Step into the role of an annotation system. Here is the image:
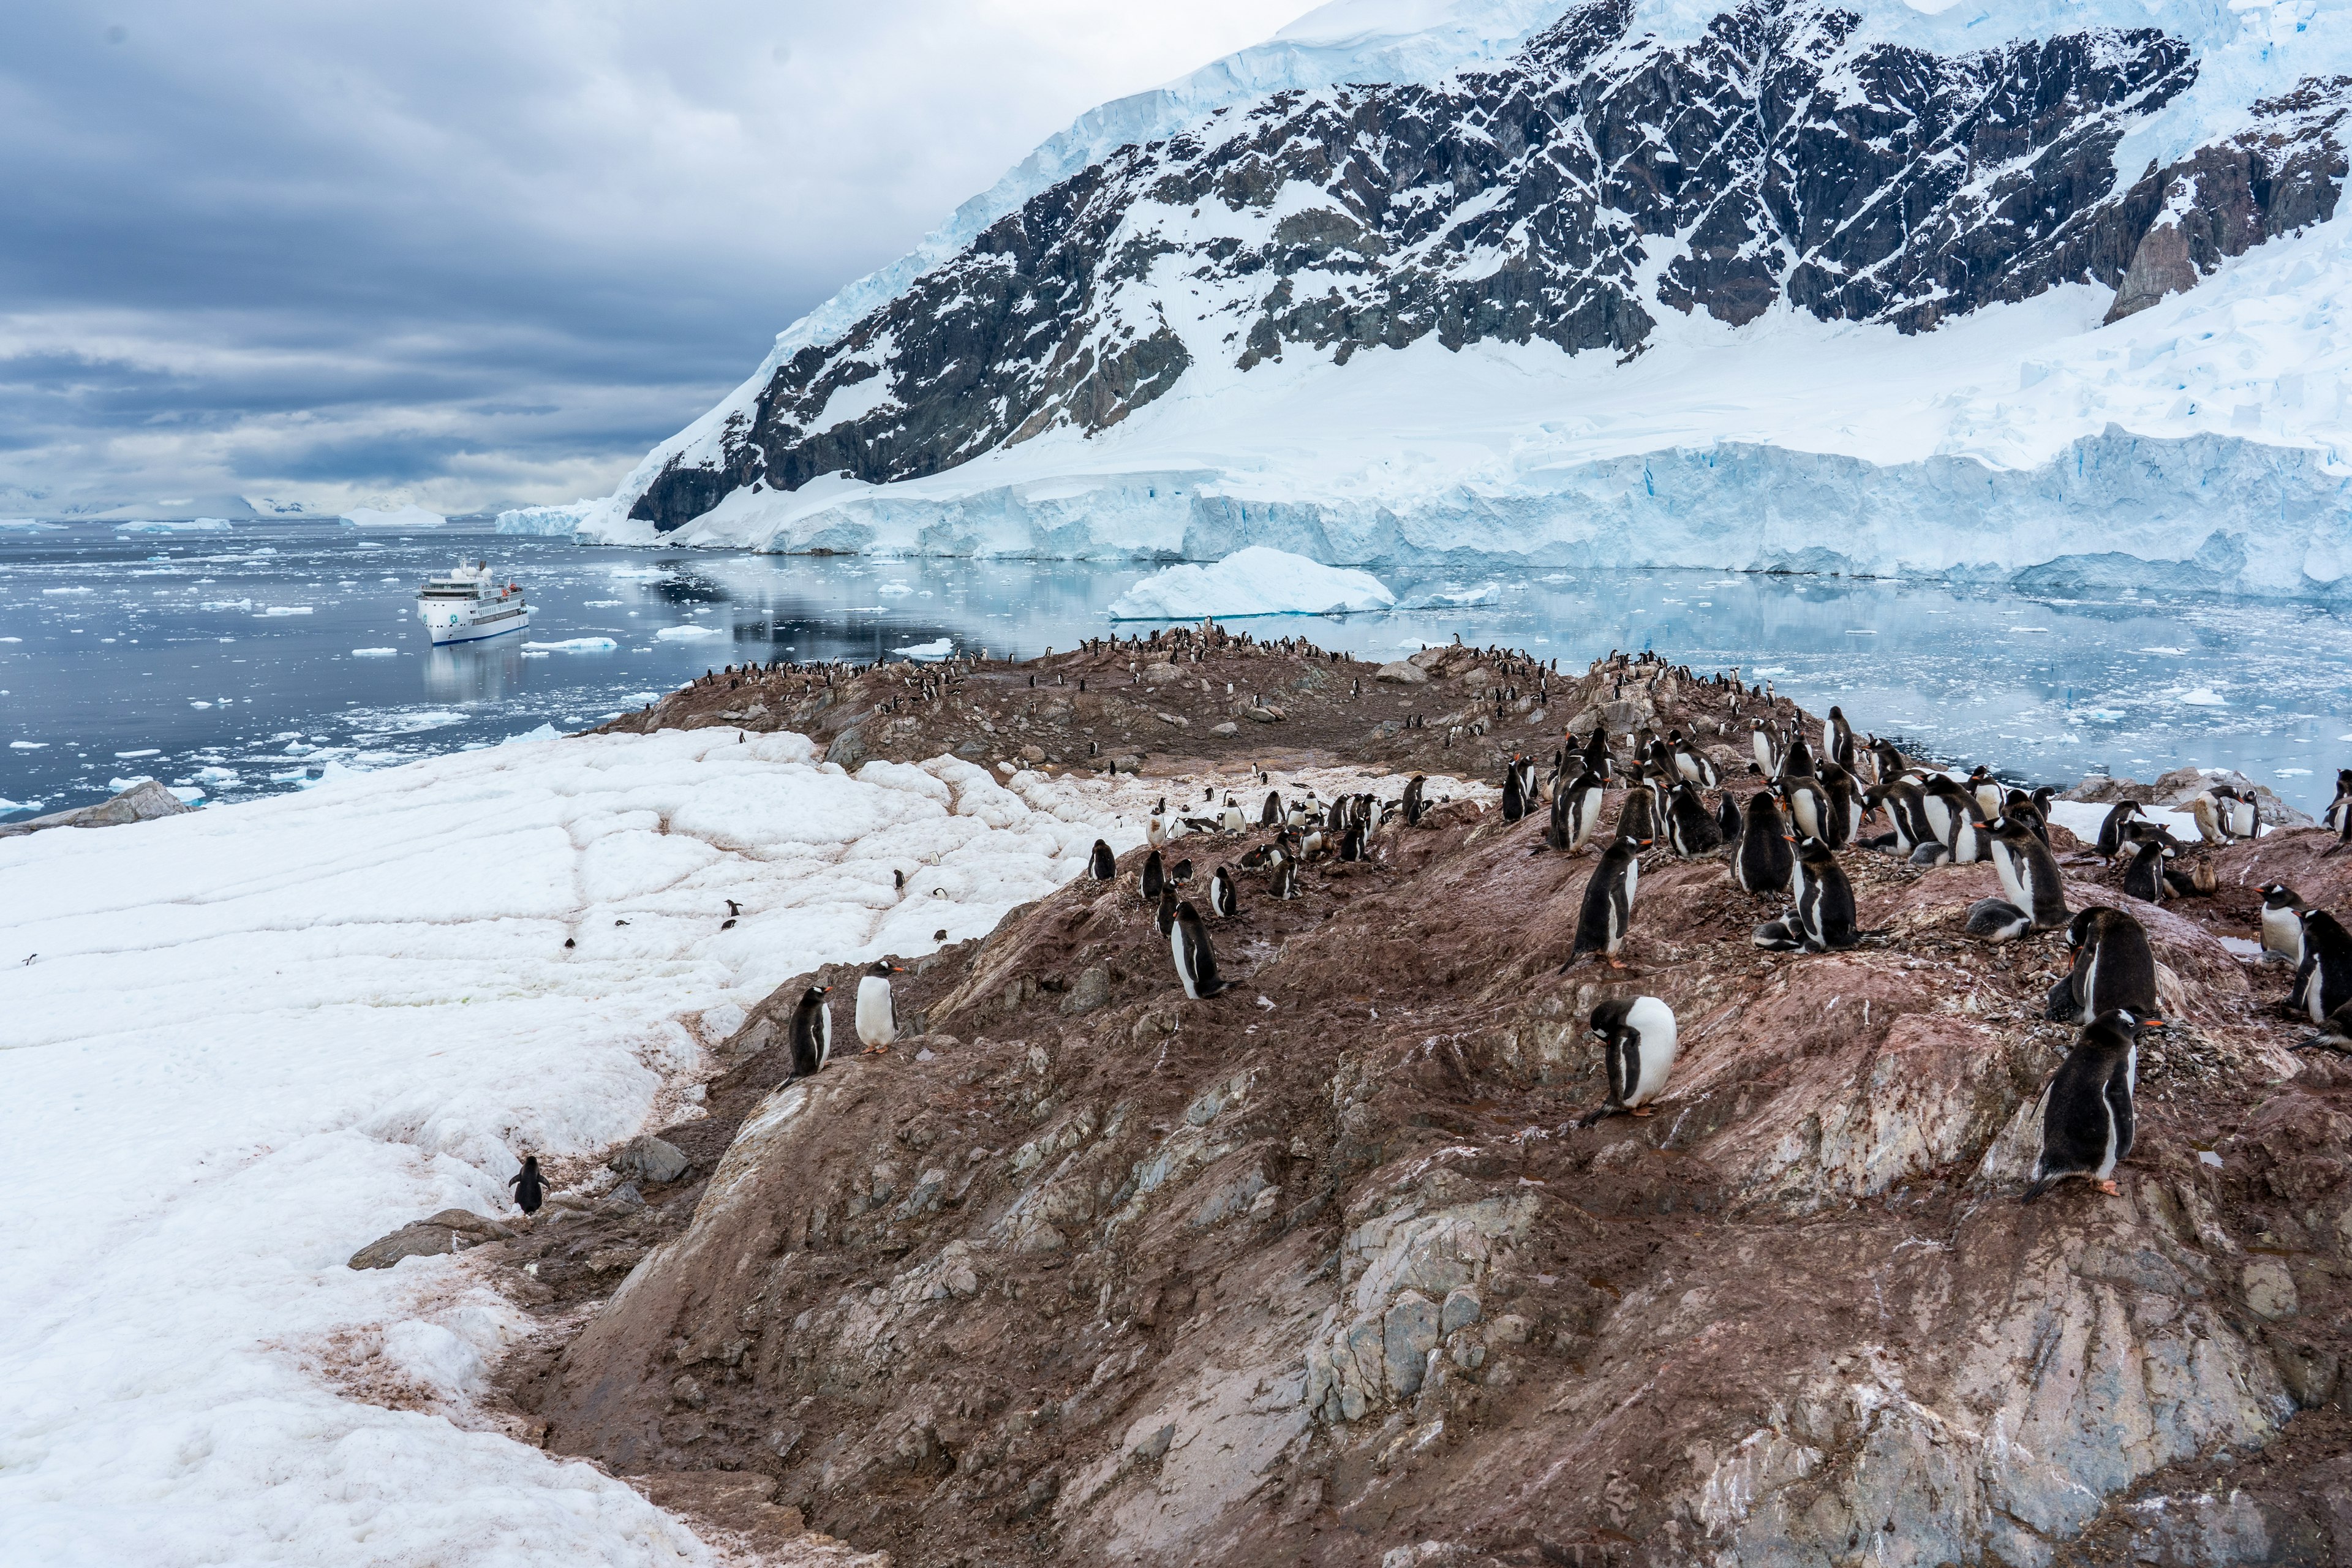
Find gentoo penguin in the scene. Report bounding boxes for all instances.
[2121,837,2189,903]
[2182,791,2223,845]
[1169,900,1231,999]
[1168,856,1194,885]
[1749,720,1777,777]
[2094,800,2146,858]
[1208,864,1240,918]
[1615,785,1657,846]
[1754,837,1858,952]
[1778,733,1816,783]
[788,984,833,1077]
[1139,848,1166,903]
[1402,775,1427,828]
[1261,789,1283,829]
[1823,706,1855,773]
[1781,772,1829,843]
[1817,761,1866,849]
[1155,884,1180,937]
[1501,758,1528,824]
[1269,858,1299,900]
[1583,727,1613,783]
[1567,835,1643,967]
[1088,839,1117,881]
[1547,771,1604,854]
[1337,824,1366,861]
[1577,997,1679,1126]
[2046,907,2160,1023]
[1664,782,1722,857]
[1670,733,1717,788]
[1730,790,1793,895]
[1970,813,2069,940]
[1870,737,1906,785]
[2290,908,2352,1025]
[855,959,905,1050]
[1864,778,1933,857]
[2258,883,2307,965]
[1219,794,1246,834]
[2024,1009,2141,1202]
[2325,769,2352,843]
[1966,767,2003,824]
[1147,798,1169,847]
[2297,1000,2352,1055]
[508,1155,545,1216]
[2211,785,2259,842]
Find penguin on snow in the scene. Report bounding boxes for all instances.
[2024,1009,2143,1203]
[1577,997,1678,1126]
[1220,794,1247,833]
[1567,834,1643,968]
[508,1155,546,1216]
[788,984,833,1078]
[856,959,906,1051]
[1147,799,1169,847]
[1170,900,1232,1000]
[2094,799,2146,858]
[1261,789,1283,829]
[1401,775,1427,828]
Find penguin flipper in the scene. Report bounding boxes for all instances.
[1751,918,1803,951]
[1576,1102,1621,1129]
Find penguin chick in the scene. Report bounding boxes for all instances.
[1577,997,1678,1125]
[788,984,834,1078]
[2024,1009,2144,1202]
[856,960,905,1052]
[1088,839,1116,881]
[508,1155,545,1216]
[1139,848,1166,903]
[2296,999,2352,1055]
[1155,884,1178,937]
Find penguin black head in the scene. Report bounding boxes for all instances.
[867,959,905,978]
[2260,882,2302,908]
[520,1154,539,1171]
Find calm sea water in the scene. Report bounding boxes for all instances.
[3,518,2348,818]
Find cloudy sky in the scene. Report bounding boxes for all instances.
[1,1,1298,517]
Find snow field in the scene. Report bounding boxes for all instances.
[0,729,1450,1565]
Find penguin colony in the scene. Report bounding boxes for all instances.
[567,644,2350,1219]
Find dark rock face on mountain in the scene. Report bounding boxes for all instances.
[629,0,2349,535]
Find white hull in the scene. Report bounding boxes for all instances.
[423,602,530,644]
[417,560,530,644]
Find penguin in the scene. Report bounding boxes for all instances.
[2290,908,2352,1025]
[1583,728,1613,783]
[1220,794,1246,834]
[1088,839,1116,881]
[725,899,742,918]
[1864,778,1933,856]
[788,984,833,1077]
[1567,835,1643,967]
[2258,883,2306,966]
[2297,999,2352,1055]
[1170,900,1231,999]
[1208,864,1240,919]
[1545,770,1604,854]
[1670,733,1717,788]
[1823,706,1856,773]
[2094,799,2145,858]
[1754,836,1858,951]
[1576,997,1679,1126]
[1714,790,1742,845]
[1169,856,1194,885]
[1749,720,1777,777]
[1261,788,1283,828]
[1966,767,2003,823]
[1156,884,1179,937]
[508,1154,545,1216]
[855,959,905,1050]
[893,869,906,894]
[2121,837,2193,903]
[1402,774,1427,828]
[2046,907,2160,1023]
[1972,813,2069,940]
[1270,858,1299,900]
[1501,759,1528,824]
[1139,848,1166,903]
[1870,737,1906,785]
[1781,773,1828,843]
[1778,733,1817,782]
[1336,824,1366,861]
[1730,789,1793,895]
[2022,1009,2141,1202]
[2211,785,2259,842]
[2324,768,2352,843]
[1615,785,1657,846]
[1147,798,1169,847]
[1664,782,1722,857]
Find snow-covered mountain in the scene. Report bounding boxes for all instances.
[581,0,2352,595]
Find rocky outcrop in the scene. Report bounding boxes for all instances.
[625,0,2352,535]
[0,779,193,839]
[349,1208,516,1270]
[517,657,2351,1568]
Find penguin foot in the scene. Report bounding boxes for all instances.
[2095,1180,2121,1196]
[1628,1106,1654,1118]
[861,1044,892,1056]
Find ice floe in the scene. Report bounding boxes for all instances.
[1106,546,1396,620]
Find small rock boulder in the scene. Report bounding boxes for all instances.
[610,1136,691,1185]
[347,1208,516,1270]
[1374,660,1430,685]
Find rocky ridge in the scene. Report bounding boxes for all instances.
[434,639,2352,1568]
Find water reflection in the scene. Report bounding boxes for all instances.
[423,639,527,704]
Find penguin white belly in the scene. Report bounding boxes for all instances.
[1990,841,2027,908]
[1170,920,1198,999]
[1221,807,1244,832]
[1625,998,1678,1107]
[1789,791,1820,839]
[855,976,897,1046]
[815,1007,832,1069]
[2263,905,2303,963]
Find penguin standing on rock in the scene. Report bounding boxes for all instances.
[1730,790,1793,895]
[2258,883,2307,965]
[1401,775,1427,828]
[2122,837,2195,903]
[1139,848,1166,903]
[508,1155,546,1216]
[1545,771,1604,854]
[1501,758,1528,823]
[1170,900,1231,999]
[788,984,833,1077]
[1754,837,1859,951]
[1616,786,1657,846]
[855,960,905,1052]
[1156,884,1180,937]
[1261,789,1283,829]
[1664,782,1722,857]
[1567,835,1643,968]
[1088,839,1117,881]
[1208,864,1240,918]
[2047,907,2160,1023]
[2024,1009,2143,1202]
[1270,858,1298,900]
[1969,815,2070,941]
[2290,908,2352,1025]
[1577,997,1679,1125]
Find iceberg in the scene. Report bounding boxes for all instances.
[350,646,398,657]
[1107,547,1396,620]
[115,517,232,533]
[495,500,600,537]
[522,636,619,652]
[654,624,726,641]
[891,637,955,660]
[342,503,446,529]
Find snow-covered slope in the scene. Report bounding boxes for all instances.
[585,0,2352,595]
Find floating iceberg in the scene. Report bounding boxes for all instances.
[891,638,955,660]
[341,503,446,529]
[1395,583,1502,609]
[258,606,313,617]
[495,500,599,537]
[654,624,726,641]
[115,518,232,533]
[1,518,62,530]
[522,636,618,652]
[350,646,398,657]
[1107,547,1396,620]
